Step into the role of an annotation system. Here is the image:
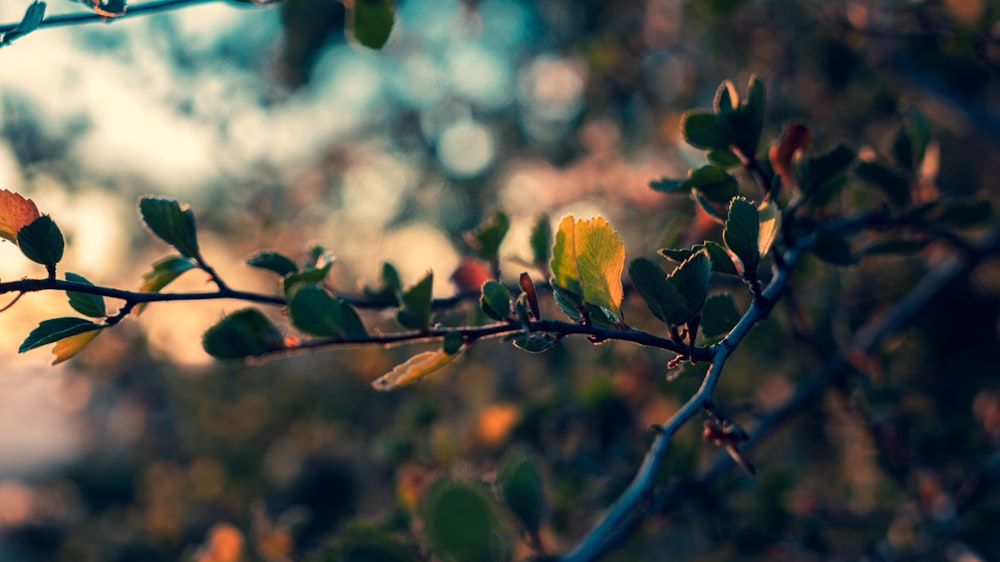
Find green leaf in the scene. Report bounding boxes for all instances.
[19,317,103,353]
[202,308,285,360]
[649,177,687,193]
[855,161,911,208]
[665,249,712,325]
[723,197,760,275]
[363,262,403,305]
[529,215,551,272]
[693,191,727,223]
[813,231,856,266]
[511,332,555,353]
[479,280,511,321]
[466,210,510,265]
[707,148,742,169]
[930,199,992,228]
[288,285,368,339]
[797,143,855,197]
[396,272,433,331]
[425,480,501,562]
[659,241,739,277]
[246,252,298,277]
[65,272,106,318]
[138,197,201,259]
[713,80,738,112]
[860,239,928,256]
[681,110,733,150]
[282,263,333,297]
[890,127,915,173]
[628,257,685,326]
[684,165,738,203]
[351,0,395,49]
[550,216,625,322]
[498,451,545,534]
[17,215,64,267]
[552,286,583,323]
[700,293,741,338]
[443,331,464,355]
[139,256,196,294]
[736,74,766,157]
[1,1,46,47]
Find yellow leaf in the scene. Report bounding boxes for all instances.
[550,215,625,320]
[757,200,782,257]
[372,348,461,391]
[0,190,40,243]
[51,329,101,365]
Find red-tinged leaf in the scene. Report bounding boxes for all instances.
[0,190,40,243]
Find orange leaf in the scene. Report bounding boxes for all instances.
[0,190,40,243]
[769,122,810,185]
[371,348,461,391]
[51,329,101,365]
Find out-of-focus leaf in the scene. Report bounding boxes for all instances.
[288,285,367,338]
[769,123,810,183]
[693,191,727,223]
[364,262,403,305]
[529,215,551,273]
[930,199,992,228]
[65,272,106,318]
[708,148,742,169]
[351,0,395,49]
[442,331,464,355]
[50,328,102,365]
[682,110,733,150]
[202,308,285,360]
[628,257,685,326]
[796,143,855,198]
[83,0,127,18]
[371,348,460,391]
[714,80,738,112]
[550,216,625,321]
[17,215,64,267]
[466,210,510,266]
[659,241,739,277]
[649,177,687,193]
[424,480,501,562]
[138,197,200,259]
[332,526,413,562]
[246,252,299,277]
[396,272,433,331]
[855,161,910,208]
[480,280,511,321]
[282,263,333,297]
[684,165,738,203]
[860,239,928,256]
[0,1,46,47]
[700,293,741,338]
[813,231,856,266]
[498,450,545,533]
[19,317,103,353]
[139,256,197,293]
[723,197,760,275]
[736,74,766,157]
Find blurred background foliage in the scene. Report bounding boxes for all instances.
[0,0,999,560]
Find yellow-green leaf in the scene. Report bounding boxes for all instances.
[371,348,461,391]
[51,328,102,365]
[550,215,625,321]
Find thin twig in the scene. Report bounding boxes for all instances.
[0,0,236,35]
